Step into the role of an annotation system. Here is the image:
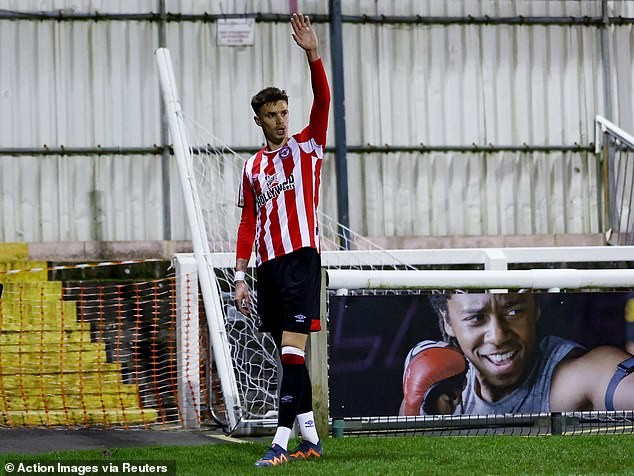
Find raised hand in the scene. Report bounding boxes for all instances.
[291,13,319,59]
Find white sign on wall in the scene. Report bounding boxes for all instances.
[217,18,255,46]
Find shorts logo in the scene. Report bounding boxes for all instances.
[279,145,291,159]
[294,314,307,324]
[304,419,315,428]
[281,395,294,403]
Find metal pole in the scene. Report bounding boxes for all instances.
[328,0,350,249]
[0,143,594,156]
[2,10,634,26]
[159,0,172,240]
[600,0,613,121]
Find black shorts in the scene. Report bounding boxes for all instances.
[256,247,322,337]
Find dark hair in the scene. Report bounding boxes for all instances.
[251,87,288,115]
[428,294,458,347]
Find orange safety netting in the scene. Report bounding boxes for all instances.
[0,264,210,429]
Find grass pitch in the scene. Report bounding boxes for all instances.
[2,434,633,475]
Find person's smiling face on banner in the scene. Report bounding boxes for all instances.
[442,293,539,402]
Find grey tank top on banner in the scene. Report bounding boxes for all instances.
[458,335,584,415]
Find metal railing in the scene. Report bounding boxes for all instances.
[595,116,634,245]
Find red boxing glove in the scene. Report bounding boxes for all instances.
[401,340,468,415]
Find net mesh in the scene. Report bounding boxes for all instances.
[0,266,199,429]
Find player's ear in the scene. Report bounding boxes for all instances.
[254,115,261,126]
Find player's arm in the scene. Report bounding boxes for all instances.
[234,167,256,316]
[551,346,634,411]
[291,13,330,145]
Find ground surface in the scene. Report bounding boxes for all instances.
[0,427,241,454]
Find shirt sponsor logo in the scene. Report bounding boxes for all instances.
[264,173,281,188]
[256,173,295,208]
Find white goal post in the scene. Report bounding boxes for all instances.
[155,47,242,431]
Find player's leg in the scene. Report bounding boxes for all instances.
[273,330,309,451]
[282,248,323,461]
[277,330,323,461]
[253,248,323,466]
[253,261,290,467]
[253,330,309,467]
[288,351,323,461]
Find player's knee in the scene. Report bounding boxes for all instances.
[281,330,308,350]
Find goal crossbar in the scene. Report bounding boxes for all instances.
[327,268,634,291]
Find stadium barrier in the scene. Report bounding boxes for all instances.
[175,246,634,436]
[1,248,633,437]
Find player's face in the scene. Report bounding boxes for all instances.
[443,293,539,401]
[255,100,289,149]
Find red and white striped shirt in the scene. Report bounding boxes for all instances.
[236,58,330,266]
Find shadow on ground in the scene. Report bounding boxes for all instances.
[0,428,243,454]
